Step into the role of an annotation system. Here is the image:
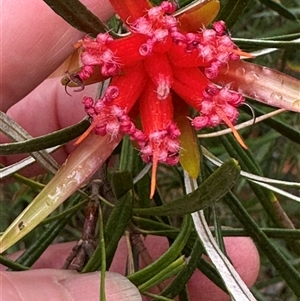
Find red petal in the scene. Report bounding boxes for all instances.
[153,36,173,53]
[75,63,147,145]
[168,43,207,68]
[144,52,173,100]
[112,62,147,112]
[173,66,209,87]
[110,34,147,66]
[140,82,174,134]
[109,0,152,22]
[140,82,175,198]
[172,67,209,110]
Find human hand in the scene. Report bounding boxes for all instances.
[1,237,259,301]
[0,241,142,301]
[1,0,113,176]
[1,1,260,300]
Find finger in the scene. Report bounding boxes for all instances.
[110,235,169,275]
[0,237,168,271]
[187,236,260,301]
[1,0,113,111]
[111,236,260,301]
[1,269,142,301]
[1,236,260,301]
[0,242,77,271]
[0,78,99,177]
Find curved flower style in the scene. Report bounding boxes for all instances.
[73,0,250,196]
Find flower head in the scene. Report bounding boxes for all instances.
[71,1,253,197]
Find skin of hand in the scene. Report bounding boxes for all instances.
[1,237,260,301]
[1,1,260,300]
[0,0,114,175]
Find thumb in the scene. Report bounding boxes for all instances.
[1,269,142,301]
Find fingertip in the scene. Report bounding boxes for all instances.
[32,242,77,269]
[1,78,99,177]
[1,0,114,111]
[187,236,260,301]
[110,235,169,274]
[6,78,97,136]
[61,271,142,301]
[1,269,142,301]
[223,236,260,287]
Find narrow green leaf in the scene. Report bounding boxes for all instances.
[142,292,174,301]
[162,239,203,298]
[119,135,134,172]
[233,37,299,49]
[217,0,252,29]
[196,257,227,292]
[110,171,133,199]
[82,188,133,272]
[217,228,300,240]
[259,0,299,22]
[261,33,300,41]
[248,105,300,145]
[133,159,240,216]
[0,256,29,271]
[219,133,300,255]
[43,0,108,36]
[98,201,106,301]
[132,216,200,252]
[0,134,122,254]
[212,205,227,254]
[185,173,256,301]
[138,256,186,292]
[14,195,83,267]
[105,191,133,269]
[128,215,192,286]
[0,112,59,174]
[0,119,89,155]
[224,192,300,297]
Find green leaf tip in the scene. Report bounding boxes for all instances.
[134,159,240,216]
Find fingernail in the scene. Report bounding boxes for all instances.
[61,271,142,301]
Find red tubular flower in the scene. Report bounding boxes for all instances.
[140,81,180,197]
[70,1,259,197]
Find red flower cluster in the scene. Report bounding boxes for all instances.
[75,1,247,196]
